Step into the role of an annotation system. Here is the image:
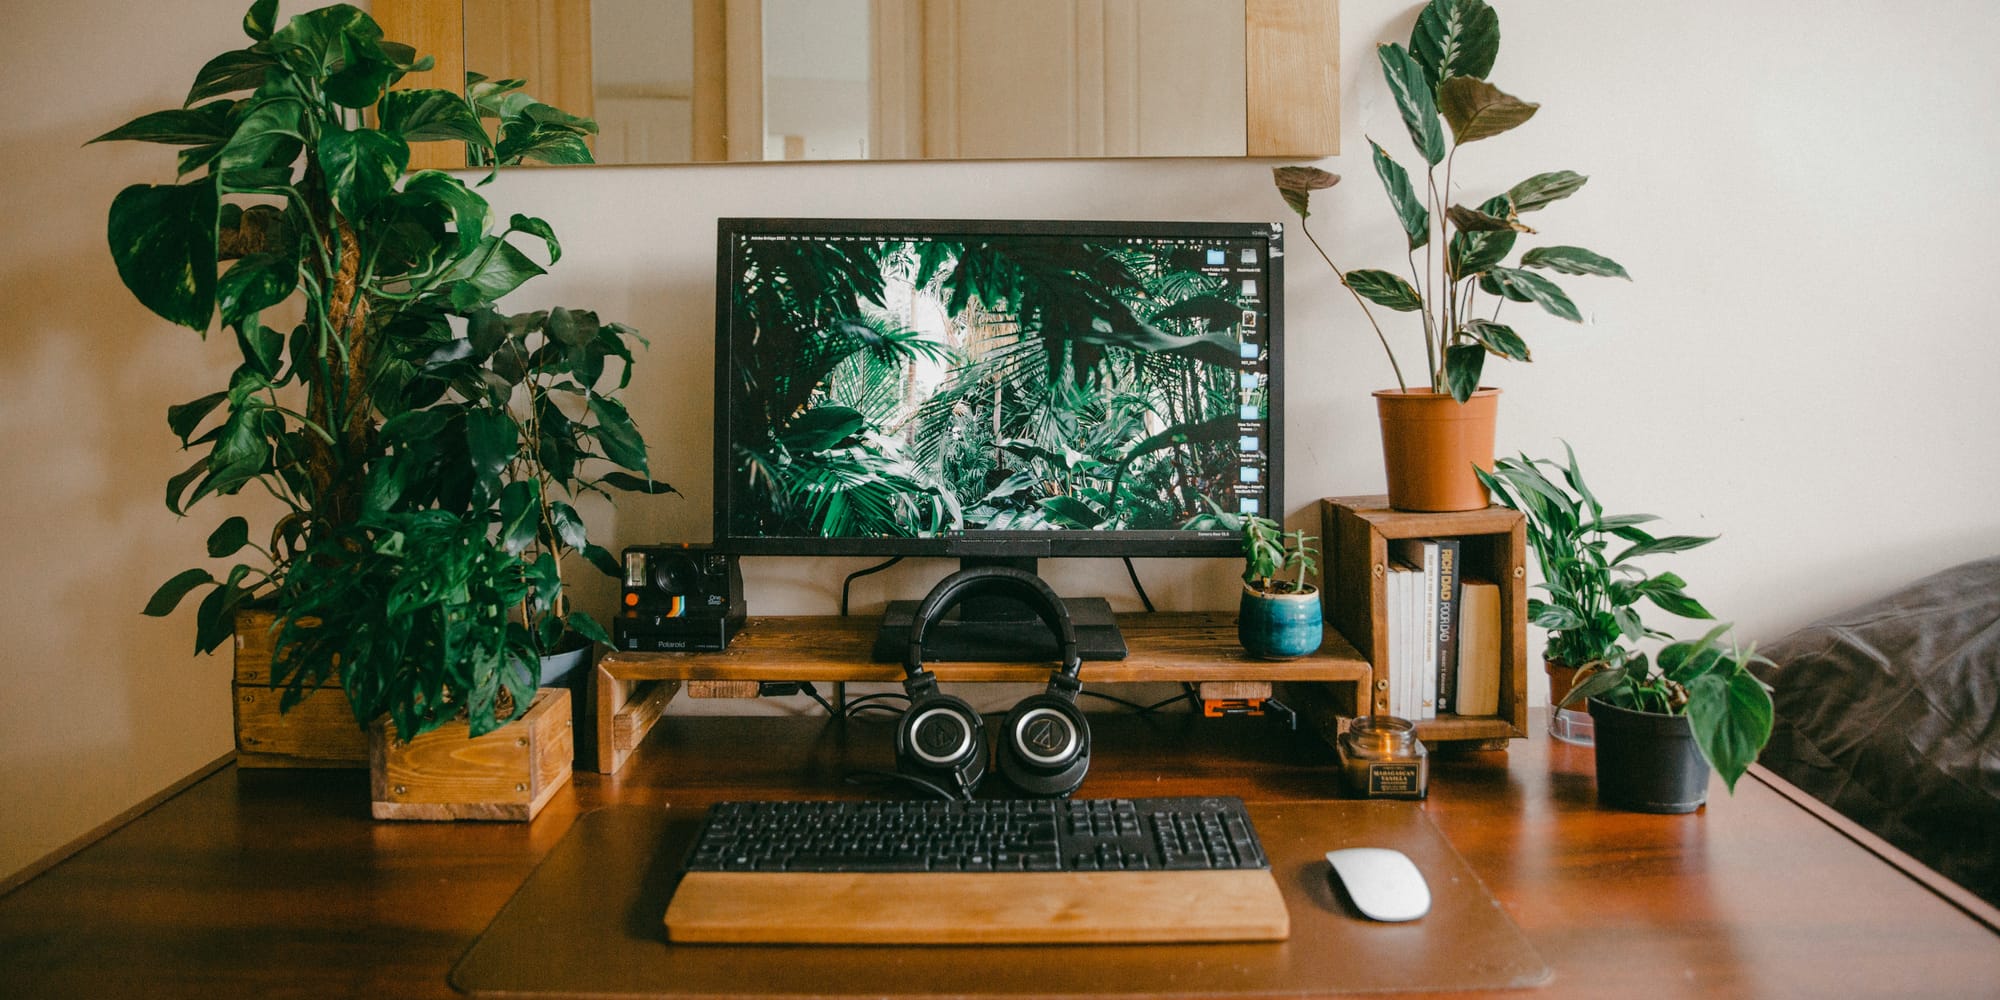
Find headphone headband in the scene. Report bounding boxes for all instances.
[903,567,1082,680]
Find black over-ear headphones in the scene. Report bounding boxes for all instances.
[896,566,1090,799]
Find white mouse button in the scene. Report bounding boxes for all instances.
[1326,847,1430,922]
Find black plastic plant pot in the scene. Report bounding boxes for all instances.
[1585,697,1711,813]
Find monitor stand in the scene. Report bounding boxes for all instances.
[870,558,1130,663]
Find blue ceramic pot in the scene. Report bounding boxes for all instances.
[1238,585,1323,660]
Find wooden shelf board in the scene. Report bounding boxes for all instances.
[1414,715,1523,742]
[598,612,1369,685]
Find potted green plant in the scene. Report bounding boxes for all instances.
[1273,0,1629,512]
[1238,515,1322,660]
[1562,626,1775,813]
[105,0,659,748]
[1475,446,1715,742]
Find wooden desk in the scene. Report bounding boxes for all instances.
[1,712,1994,998]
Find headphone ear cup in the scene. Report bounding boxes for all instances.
[996,693,1090,797]
[895,692,988,796]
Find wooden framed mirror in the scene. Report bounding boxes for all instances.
[375,0,1338,169]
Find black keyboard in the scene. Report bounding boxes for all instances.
[683,796,1270,873]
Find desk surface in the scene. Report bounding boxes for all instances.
[2,710,1995,998]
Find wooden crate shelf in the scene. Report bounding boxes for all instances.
[591,612,1372,774]
[1321,495,1530,745]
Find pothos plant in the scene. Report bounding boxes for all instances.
[103,1,665,737]
[1477,449,1772,791]
[1568,626,1776,793]
[1241,515,1319,595]
[1273,0,1630,402]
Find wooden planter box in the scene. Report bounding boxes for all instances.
[369,688,574,822]
[234,610,368,768]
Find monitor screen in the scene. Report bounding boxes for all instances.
[713,218,1283,557]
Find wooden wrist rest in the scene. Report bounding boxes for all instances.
[665,869,1289,944]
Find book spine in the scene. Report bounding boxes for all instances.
[1434,538,1461,715]
[1420,541,1438,720]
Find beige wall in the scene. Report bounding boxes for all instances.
[6,0,2000,883]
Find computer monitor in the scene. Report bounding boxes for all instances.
[712,218,1283,659]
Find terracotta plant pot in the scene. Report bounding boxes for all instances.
[1373,387,1500,512]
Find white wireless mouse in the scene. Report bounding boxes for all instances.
[1326,847,1431,922]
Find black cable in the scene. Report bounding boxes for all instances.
[1121,557,1156,613]
[840,692,911,714]
[797,682,836,717]
[840,556,903,617]
[1077,685,1198,715]
[843,768,965,802]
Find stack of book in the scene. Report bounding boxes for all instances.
[1384,539,1501,721]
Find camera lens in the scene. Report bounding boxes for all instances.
[650,553,697,596]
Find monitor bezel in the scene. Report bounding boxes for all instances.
[711,217,1284,558]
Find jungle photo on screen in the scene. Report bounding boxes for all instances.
[725,232,1268,539]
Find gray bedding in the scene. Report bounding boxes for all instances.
[1754,555,2000,905]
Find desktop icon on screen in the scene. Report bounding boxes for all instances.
[1239,498,1261,515]
[1206,249,1227,266]
[1241,467,1261,484]
[1240,435,1260,452]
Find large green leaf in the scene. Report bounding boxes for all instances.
[496,480,541,555]
[1480,267,1580,322]
[1344,269,1424,312]
[1271,165,1339,220]
[267,4,403,106]
[782,405,865,453]
[242,0,278,41]
[1039,495,1106,529]
[1369,140,1428,250]
[1522,245,1631,279]
[1449,194,1515,278]
[444,238,546,309]
[317,128,408,220]
[1462,319,1528,360]
[401,171,490,256]
[143,568,216,617]
[464,408,516,502]
[107,178,218,332]
[588,395,649,472]
[216,252,294,331]
[1688,666,1774,792]
[507,214,562,266]
[1507,170,1588,212]
[186,49,275,105]
[1410,0,1500,93]
[1377,44,1445,165]
[495,103,598,165]
[547,307,598,347]
[167,391,228,443]
[602,471,677,495]
[1443,343,1485,401]
[90,103,235,146]
[1613,532,1717,564]
[1446,203,1524,232]
[194,570,250,655]
[214,90,303,175]
[379,89,492,149]
[1436,76,1539,145]
[546,501,589,551]
[206,516,252,557]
